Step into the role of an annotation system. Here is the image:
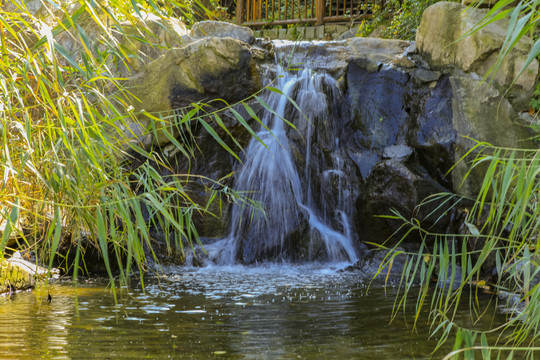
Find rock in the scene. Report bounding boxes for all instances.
[461,0,498,7]
[410,74,534,196]
[275,37,411,79]
[191,20,255,45]
[416,2,538,109]
[356,159,447,244]
[408,77,456,190]
[413,68,440,85]
[367,25,387,39]
[390,55,416,69]
[0,252,59,295]
[348,64,411,151]
[449,75,535,195]
[116,12,190,74]
[4,0,68,18]
[251,38,275,61]
[338,26,360,40]
[383,145,414,160]
[325,24,350,40]
[437,264,462,291]
[126,37,261,146]
[344,248,409,280]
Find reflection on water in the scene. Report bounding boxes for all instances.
[0,264,504,359]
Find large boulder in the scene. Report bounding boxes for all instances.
[191,20,255,45]
[125,37,261,146]
[448,75,534,194]
[411,74,535,196]
[116,12,190,75]
[416,2,538,109]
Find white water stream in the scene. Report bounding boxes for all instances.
[204,64,358,265]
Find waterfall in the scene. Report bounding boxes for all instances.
[204,60,360,265]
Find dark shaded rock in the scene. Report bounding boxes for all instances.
[408,76,456,190]
[356,158,448,245]
[343,248,410,281]
[236,202,311,264]
[413,68,440,85]
[348,150,379,179]
[347,63,412,151]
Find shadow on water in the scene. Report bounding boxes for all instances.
[0,264,506,359]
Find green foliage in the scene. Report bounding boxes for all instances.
[0,0,263,288]
[366,0,540,354]
[530,82,540,111]
[462,0,540,86]
[357,0,453,40]
[378,142,540,358]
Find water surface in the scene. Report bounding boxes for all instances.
[0,264,504,359]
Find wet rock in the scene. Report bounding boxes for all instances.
[408,76,456,190]
[348,64,411,150]
[191,20,255,45]
[413,68,440,85]
[276,37,411,79]
[237,205,310,264]
[343,248,410,281]
[409,74,535,196]
[348,150,380,179]
[382,145,413,160]
[356,158,447,245]
[437,264,462,291]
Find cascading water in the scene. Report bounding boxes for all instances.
[204,53,361,265]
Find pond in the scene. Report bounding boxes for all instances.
[0,263,505,359]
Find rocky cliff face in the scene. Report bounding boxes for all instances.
[125,8,537,263]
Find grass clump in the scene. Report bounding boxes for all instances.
[0,0,261,288]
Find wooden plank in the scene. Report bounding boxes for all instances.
[315,0,324,25]
[238,0,377,26]
[236,0,245,24]
[243,18,317,26]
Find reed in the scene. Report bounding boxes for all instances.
[0,0,265,290]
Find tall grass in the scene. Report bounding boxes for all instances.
[370,1,540,357]
[0,0,264,289]
[463,0,540,85]
[377,141,540,359]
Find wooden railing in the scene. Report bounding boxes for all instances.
[236,0,384,26]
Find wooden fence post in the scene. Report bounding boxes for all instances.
[236,0,245,24]
[315,0,324,25]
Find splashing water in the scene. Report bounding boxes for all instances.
[205,64,360,265]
